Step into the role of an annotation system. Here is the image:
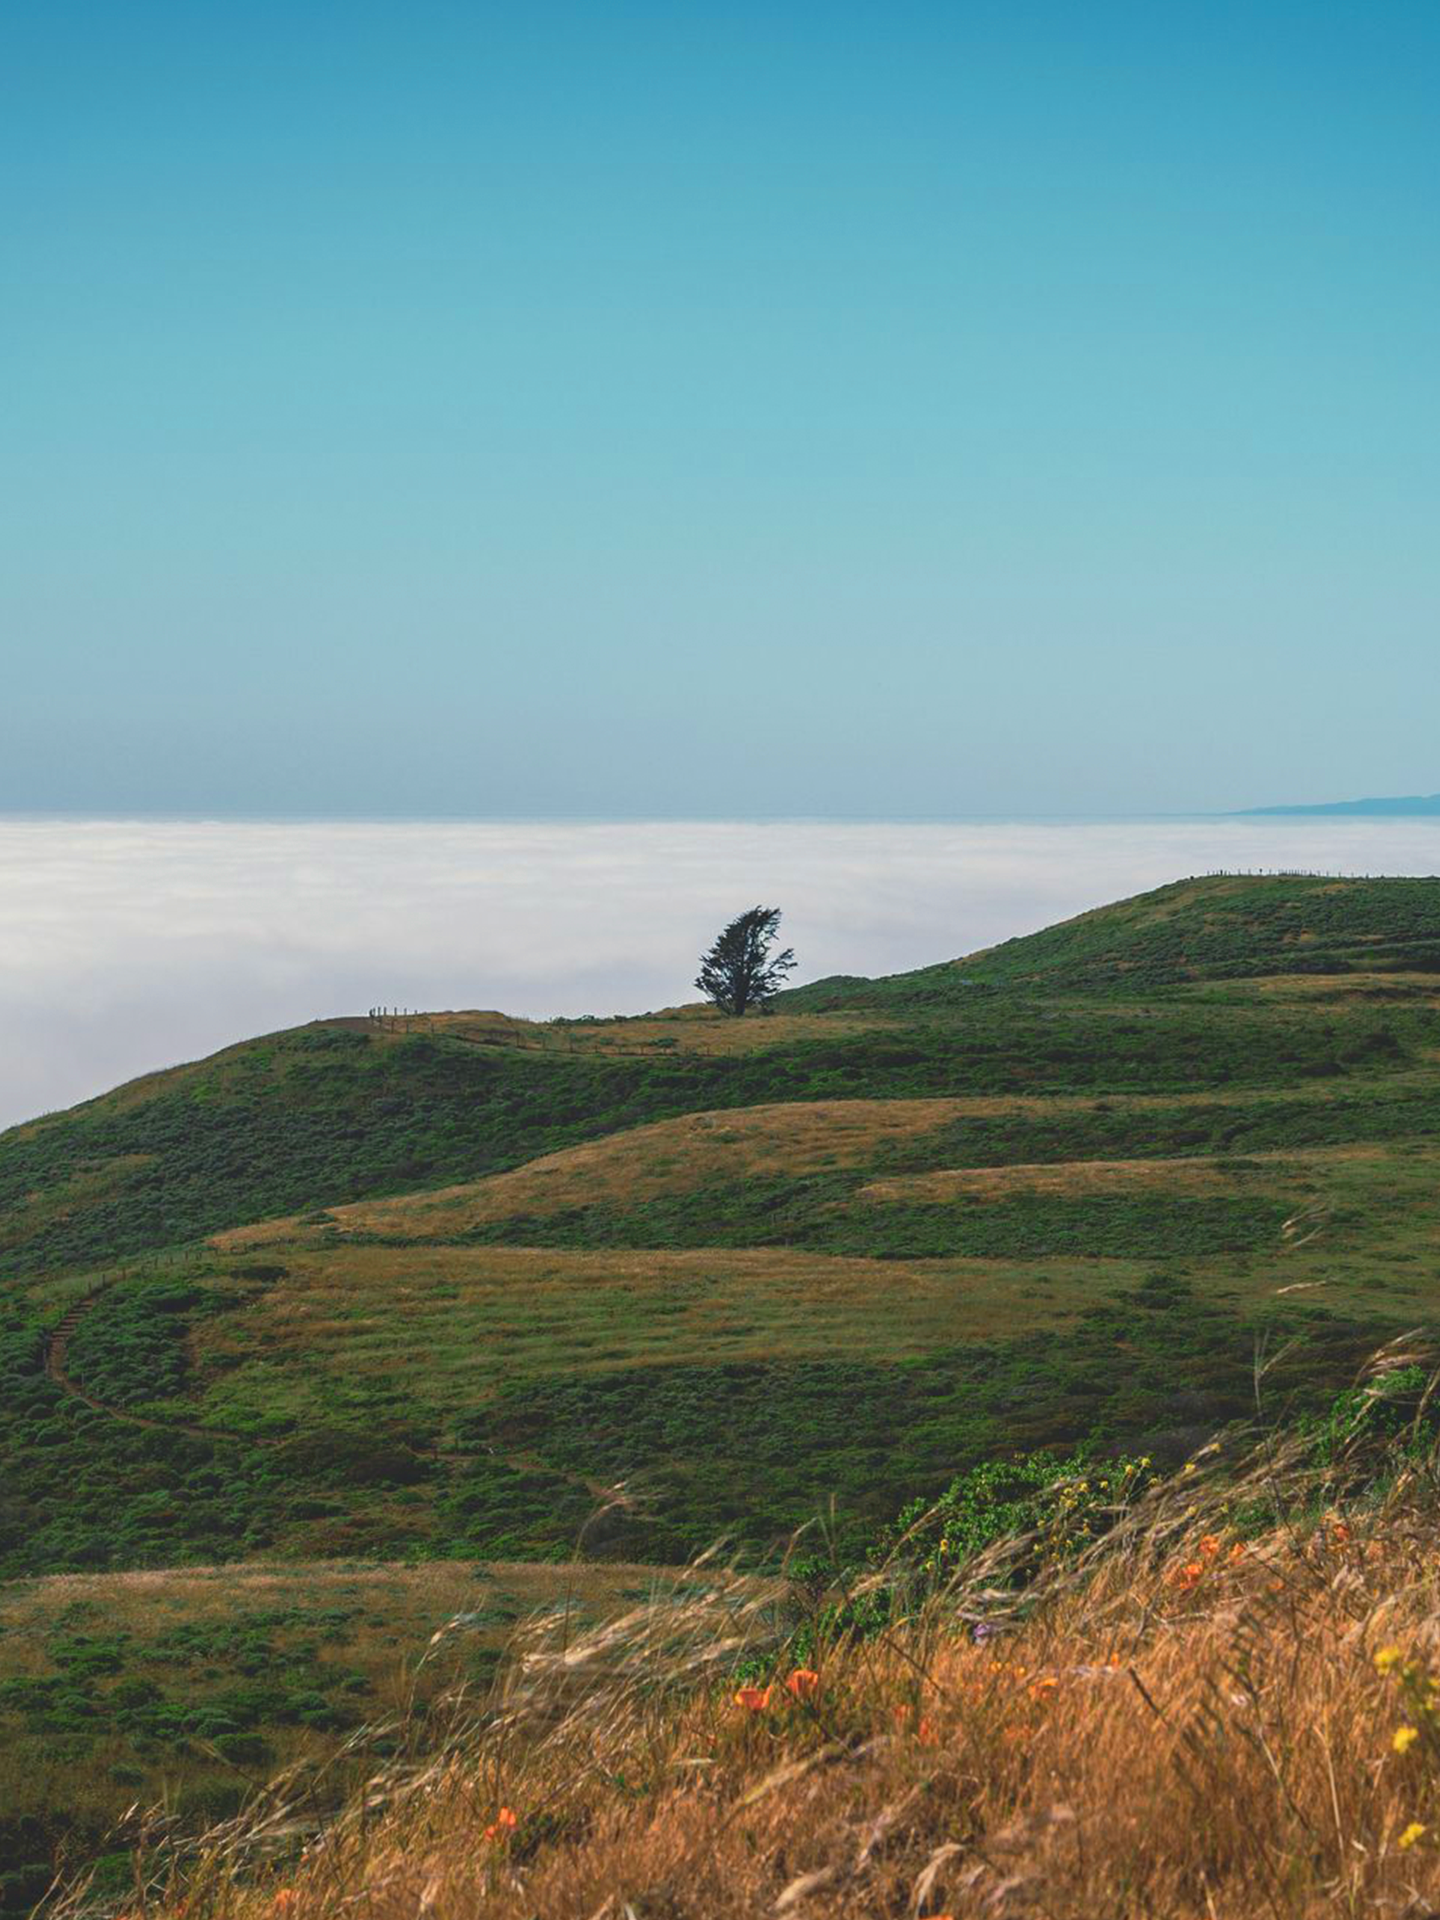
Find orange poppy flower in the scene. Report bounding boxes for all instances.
[785,1667,821,1701]
[271,1894,298,1917]
[891,1704,937,1742]
[734,1685,773,1712]
[484,1806,519,1841]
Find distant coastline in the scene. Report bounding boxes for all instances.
[1237,794,1440,818]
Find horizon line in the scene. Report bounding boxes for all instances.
[0,807,1420,828]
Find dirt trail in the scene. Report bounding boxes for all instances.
[43,1288,609,1502]
[45,1287,266,1445]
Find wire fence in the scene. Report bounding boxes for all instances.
[364,871,1435,1045]
[1193,869,1425,880]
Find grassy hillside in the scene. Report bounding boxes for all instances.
[120,1422,1440,1920]
[786,872,1440,1004]
[4,872,1440,1908]
[4,873,1440,1571]
[0,1559,679,1916]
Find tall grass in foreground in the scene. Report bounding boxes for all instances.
[75,1352,1440,1919]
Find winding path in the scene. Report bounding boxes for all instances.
[43,1287,611,1501]
[44,1285,266,1445]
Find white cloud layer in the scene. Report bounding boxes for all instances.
[3,816,1439,1132]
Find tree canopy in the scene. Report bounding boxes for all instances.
[695,906,796,1016]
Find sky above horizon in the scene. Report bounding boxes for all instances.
[3,3,1438,817]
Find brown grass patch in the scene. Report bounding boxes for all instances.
[190,1244,1111,1427]
[378,1007,894,1057]
[857,1155,1235,1204]
[0,1558,684,1868]
[1252,971,1440,1003]
[321,1100,962,1240]
[217,1074,1440,1255]
[857,1140,1409,1206]
[0,1557,676,1647]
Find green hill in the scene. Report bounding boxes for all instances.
[7,877,1438,1278]
[4,872,1440,1906]
[4,869,1440,1561]
[786,873,1440,1005]
[1239,791,1440,816]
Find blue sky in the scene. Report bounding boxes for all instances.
[3,2,1437,816]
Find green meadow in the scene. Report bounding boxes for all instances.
[4,872,1440,1907]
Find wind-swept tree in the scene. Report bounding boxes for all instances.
[695,906,796,1016]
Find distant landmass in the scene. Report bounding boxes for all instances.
[1237,793,1440,817]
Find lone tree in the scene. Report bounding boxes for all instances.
[696,906,796,1016]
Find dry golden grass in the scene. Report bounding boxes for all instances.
[1252,971,1440,1002]
[112,1398,1440,1920]
[857,1154,1236,1203]
[188,1243,1122,1432]
[381,1007,894,1057]
[0,1558,669,1650]
[855,1141,1398,1205]
[319,1100,962,1239]
[214,1073,1428,1254]
[0,1559,685,1868]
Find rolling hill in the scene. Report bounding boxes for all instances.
[5,872,1440,1563]
[1238,792,1440,815]
[4,871,1440,1907]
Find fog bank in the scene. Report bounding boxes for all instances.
[3,816,1438,1131]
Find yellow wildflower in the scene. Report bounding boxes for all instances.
[1394,1725,1420,1755]
[1376,1646,1405,1674]
[1400,1821,1427,1849]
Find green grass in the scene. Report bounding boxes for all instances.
[0,993,1425,1276]
[784,874,1440,1004]
[445,1180,1296,1259]
[62,1279,237,1408]
[470,1275,1385,1558]
[882,1083,1440,1165]
[6,871,1440,1908]
[0,1559,670,1919]
[3,874,1438,1582]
